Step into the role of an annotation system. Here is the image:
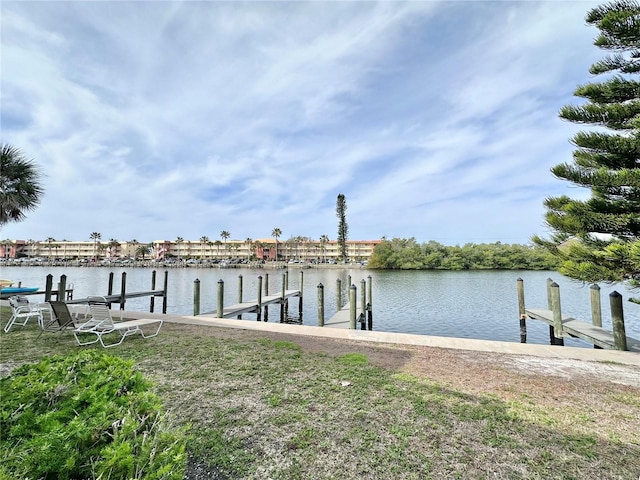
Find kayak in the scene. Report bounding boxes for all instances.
[1,287,39,294]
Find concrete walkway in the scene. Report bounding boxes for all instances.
[121,309,640,366]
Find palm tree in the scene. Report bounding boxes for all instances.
[90,232,101,260]
[135,244,151,260]
[271,228,282,261]
[0,144,44,226]
[214,240,222,259]
[175,237,184,261]
[245,237,253,261]
[199,236,209,259]
[220,231,230,257]
[108,239,120,259]
[128,239,139,259]
[320,234,329,263]
[45,237,55,259]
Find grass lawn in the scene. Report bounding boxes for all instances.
[1,309,639,479]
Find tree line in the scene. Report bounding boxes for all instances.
[368,238,558,270]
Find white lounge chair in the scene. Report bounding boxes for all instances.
[73,296,163,348]
[3,295,43,333]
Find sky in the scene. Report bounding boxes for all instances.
[1,0,605,246]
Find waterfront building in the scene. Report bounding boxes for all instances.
[0,238,381,263]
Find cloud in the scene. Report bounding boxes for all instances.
[1,0,603,244]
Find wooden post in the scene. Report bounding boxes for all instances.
[264,273,269,322]
[193,279,200,316]
[150,270,157,313]
[256,276,262,321]
[217,279,224,318]
[517,278,527,343]
[285,269,289,290]
[367,302,372,330]
[280,274,286,323]
[237,275,243,319]
[318,283,325,327]
[610,291,627,351]
[550,282,564,346]
[108,272,114,296]
[367,275,372,309]
[590,284,602,327]
[546,278,556,344]
[360,278,366,319]
[590,283,602,349]
[299,270,304,320]
[44,274,53,302]
[120,272,127,310]
[336,278,342,310]
[349,284,357,329]
[162,270,168,314]
[58,275,67,305]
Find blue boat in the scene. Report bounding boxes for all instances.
[0,287,39,294]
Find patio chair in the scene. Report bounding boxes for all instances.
[3,295,43,333]
[73,296,163,348]
[38,301,95,338]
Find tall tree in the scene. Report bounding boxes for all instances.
[90,232,101,261]
[533,0,640,290]
[199,236,209,259]
[336,194,349,262]
[175,237,184,261]
[319,234,329,263]
[271,227,282,261]
[220,230,230,257]
[0,144,44,226]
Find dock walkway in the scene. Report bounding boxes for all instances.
[201,289,300,318]
[325,302,364,329]
[525,308,640,352]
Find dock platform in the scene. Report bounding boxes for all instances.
[201,289,301,318]
[525,308,640,352]
[325,302,364,329]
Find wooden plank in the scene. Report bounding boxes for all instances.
[201,289,301,318]
[325,302,361,329]
[525,308,640,352]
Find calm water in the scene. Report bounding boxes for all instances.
[2,266,639,348]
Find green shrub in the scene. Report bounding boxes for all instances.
[0,350,186,479]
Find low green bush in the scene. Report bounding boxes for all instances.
[0,350,186,479]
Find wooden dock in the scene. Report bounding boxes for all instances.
[525,308,640,352]
[201,289,300,319]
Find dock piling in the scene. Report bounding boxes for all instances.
[349,284,357,329]
[193,279,200,316]
[257,276,263,321]
[610,291,628,351]
[550,282,564,346]
[237,275,243,319]
[317,283,324,327]
[217,279,224,318]
[516,278,526,343]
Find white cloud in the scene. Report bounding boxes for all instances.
[1,0,604,244]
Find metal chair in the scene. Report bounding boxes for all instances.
[3,296,43,333]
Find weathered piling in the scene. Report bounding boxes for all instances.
[256,275,263,321]
[119,272,127,310]
[299,271,304,319]
[349,284,357,329]
[590,284,602,327]
[336,278,342,310]
[610,291,627,351]
[217,279,224,318]
[193,279,200,316]
[58,275,67,306]
[517,278,526,343]
[590,284,602,349]
[360,279,366,320]
[317,283,324,327]
[45,274,53,302]
[237,275,243,319]
[550,281,565,346]
[264,273,269,322]
[280,274,286,323]
[150,270,156,312]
